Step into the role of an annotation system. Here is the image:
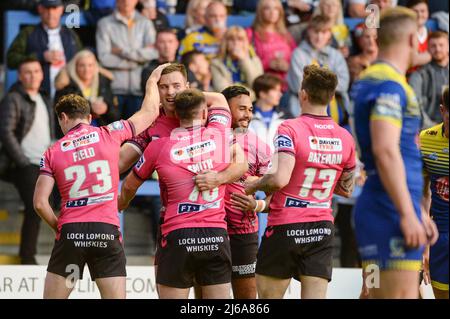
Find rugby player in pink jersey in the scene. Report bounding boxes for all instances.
[220,85,272,299]
[117,64,247,290]
[245,65,357,299]
[32,63,169,299]
[119,89,248,299]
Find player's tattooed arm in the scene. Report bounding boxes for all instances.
[195,143,248,191]
[245,152,295,195]
[33,175,58,233]
[334,169,355,198]
[118,172,144,211]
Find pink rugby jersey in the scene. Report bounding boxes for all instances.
[125,112,180,216]
[133,108,233,236]
[269,114,356,226]
[127,110,180,154]
[40,120,135,231]
[225,131,272,235]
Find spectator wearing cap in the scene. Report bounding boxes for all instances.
[96,0,158,120]
[178,1,227,60]
[347,23,378,85]
[6,0,82,98]
[140,28,179,93]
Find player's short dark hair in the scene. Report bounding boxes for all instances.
[428,30,449,41]
[18,57,41,72]
[301,64,338,106]
[442,86,449,111]
[174,89,206,120]
[253,74,282,99]
[180,50,204,67]
[161,63,187,80]
[55,94,91,120]
[221,86,250,103]
[405,0,428,8]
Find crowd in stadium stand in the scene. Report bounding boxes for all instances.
[0,0,448,267]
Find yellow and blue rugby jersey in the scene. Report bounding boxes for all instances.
[178,27,219,60]
[350,62,423,192]
[420,123,449,232]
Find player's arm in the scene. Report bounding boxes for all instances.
[119,143,142,174]
[203,91,230,111]
[33,175,58,233]
[421,173,432,216]
[118,172,145,211]
[245,152,295,195]
[371,119,428,248]
[231,192,272,213]
[195,142,248,191]
[334,169,356,198]
[127,63,170,135]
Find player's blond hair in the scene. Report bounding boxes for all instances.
[377,6,418,50]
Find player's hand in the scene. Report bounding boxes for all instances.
[400,214,427,249]
[244,176,261,195]
[194,170,220,191]
[230,193,257,212]
[148,62,171,86]
[421,211,439,246]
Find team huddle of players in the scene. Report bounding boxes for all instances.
[32,7,448,300]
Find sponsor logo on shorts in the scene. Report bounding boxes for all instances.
[61,132,100,152]
[232,262,256,275]
[172,140,216,161]
[389,237,406,258]
[358,244,378,257]
[274,134,294,151]
[309,136,342,152]
[177,199,221,214]
[285,197,331,209]
[265,227,274,238]
[66,193,114,208]
[107,120,124,131]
